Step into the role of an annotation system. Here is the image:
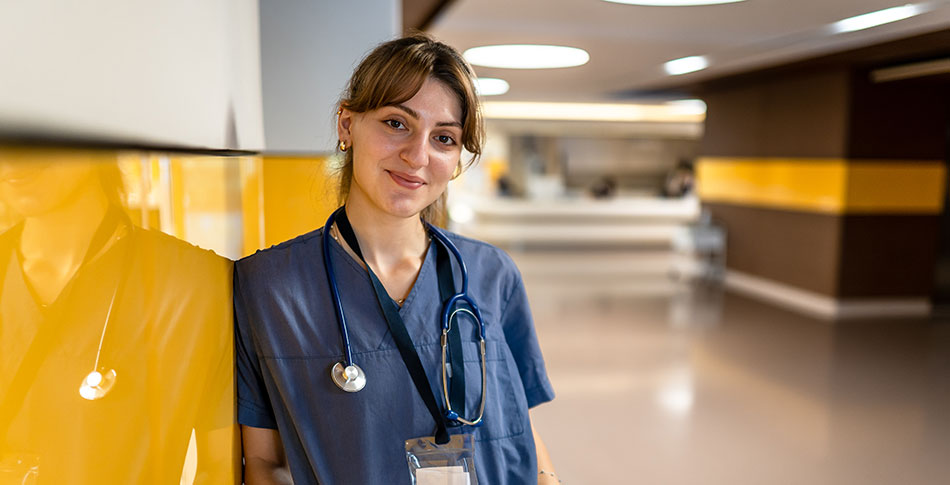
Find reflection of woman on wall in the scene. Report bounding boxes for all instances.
[0,148,237,484]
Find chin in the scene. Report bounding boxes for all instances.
[382,196,437,220]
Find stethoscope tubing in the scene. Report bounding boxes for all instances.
[441,307,487,426]
[323,207,488,426]
[424,222,487,339]
[323,209,356,368]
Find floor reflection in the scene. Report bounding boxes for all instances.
[519,250,950,485]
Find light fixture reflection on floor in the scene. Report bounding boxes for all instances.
[464,45,590,69]
[658,369,695,416]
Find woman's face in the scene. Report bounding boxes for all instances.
[339,77,463,219]
[0,149,100,218]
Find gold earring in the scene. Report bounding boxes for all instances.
[339,140,347,152]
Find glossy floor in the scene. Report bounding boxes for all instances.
[519,254,950,485]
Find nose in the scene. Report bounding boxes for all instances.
[400,131,429,170]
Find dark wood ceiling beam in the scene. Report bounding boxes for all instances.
[402,0,456,34]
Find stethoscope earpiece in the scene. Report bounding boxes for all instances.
[79,368,117,401]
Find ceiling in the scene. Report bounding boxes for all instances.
[427,0,950,103]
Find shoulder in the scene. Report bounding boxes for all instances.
[442,229,519,275]
[134,226,230,277]
[438,229,525,303]
[233,227,325,299]
[235,227,324,275]
[129,227,232,345]
[132,227,232,299]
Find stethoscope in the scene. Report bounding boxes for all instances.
[0,214,122,402]
[78,281,119,400]
[76,209,131,401]
[321,208,488,426]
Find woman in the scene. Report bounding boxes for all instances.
[234,34,558,484]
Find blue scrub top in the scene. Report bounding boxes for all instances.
[234,227,555,484]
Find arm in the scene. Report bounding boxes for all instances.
[533,423,560,485]
[233,267,289,484]
[242,425,294,485]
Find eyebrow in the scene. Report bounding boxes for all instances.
[394,104,462,129]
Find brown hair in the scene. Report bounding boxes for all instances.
[336,33,484,223]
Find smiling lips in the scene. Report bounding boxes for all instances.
[387,170,426,190]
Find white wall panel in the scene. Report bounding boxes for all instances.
[259,0,400,153]
[0,0,264,151]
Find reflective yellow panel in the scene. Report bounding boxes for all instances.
[0,146,238,484]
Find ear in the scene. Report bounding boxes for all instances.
[337,107,354,145]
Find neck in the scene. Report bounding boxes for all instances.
[19,186,110,303]
[343,197,428,271]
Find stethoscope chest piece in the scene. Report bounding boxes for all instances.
[330,362,366,393]
[79,367,117,401]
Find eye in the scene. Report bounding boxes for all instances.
[384,119,404,130]
[436,135,456,146]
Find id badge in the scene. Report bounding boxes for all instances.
[405,434,478,485]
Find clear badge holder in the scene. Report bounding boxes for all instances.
[405,434,478,485]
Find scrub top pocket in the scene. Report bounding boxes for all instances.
[461,340,526,442]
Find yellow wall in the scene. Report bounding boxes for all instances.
[242,155,338,256]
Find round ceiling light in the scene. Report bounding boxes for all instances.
[475,78,510,96]
[464,45,590,69]
[603,0,746,5]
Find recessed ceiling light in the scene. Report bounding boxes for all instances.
[464,45,590,69]
[664,56,708,76]
[475,78,510,96]
[831,4,923,34]
[603,0,745,5]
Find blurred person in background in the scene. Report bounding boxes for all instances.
[234,34,559,484]
[589,175,618,199]
[0,148,237,484]
[662,158,695,198]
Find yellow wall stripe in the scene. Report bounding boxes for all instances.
[697,157,946,214]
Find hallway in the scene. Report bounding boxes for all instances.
[522,258,950,484]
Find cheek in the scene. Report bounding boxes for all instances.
[352,134,395,167]
[431,153,460,181]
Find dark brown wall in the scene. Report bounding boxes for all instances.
[707,202,841,296]
[837,65,949,298]
[848,70,950,160]
[701,59,948,301]
[837,215,940,297]
[701,69,851,158]
[404,0,455,32]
